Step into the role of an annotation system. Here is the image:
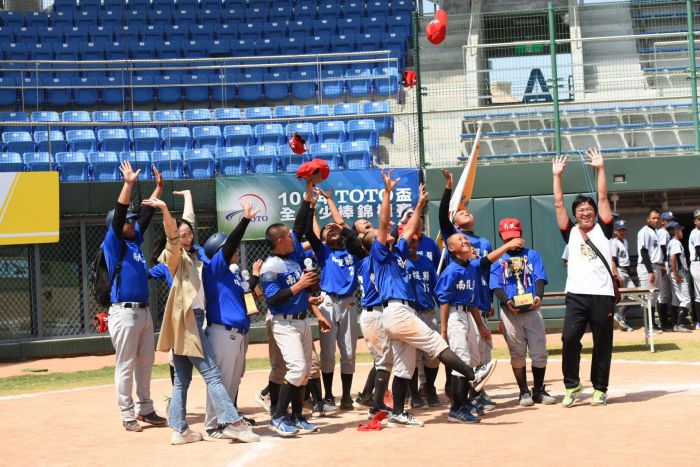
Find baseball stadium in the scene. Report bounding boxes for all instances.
[0,0,699,465]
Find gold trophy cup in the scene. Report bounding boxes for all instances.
[507,257,534,311]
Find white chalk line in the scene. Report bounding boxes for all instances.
[226,437,278,467]
[1,358,699,402]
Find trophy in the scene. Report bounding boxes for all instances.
[506,257,534,311]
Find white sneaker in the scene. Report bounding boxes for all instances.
[387,412,424,428]
[473,360,497,393]
[254,391,271,412]
[170,428,203,445]
[222,421,260,443]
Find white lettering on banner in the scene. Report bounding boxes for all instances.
[396,203,413,217]
[357,204,373,218]
[338,204,354,219]
[395,188,412,202]
[318,205,332,220]
[335,188,386,204]
[280,207,296,221]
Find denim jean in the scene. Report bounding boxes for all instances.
[168,310,242,433]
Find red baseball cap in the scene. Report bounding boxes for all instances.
[499,217,522,240]
[426,18,446,45]
[398,224,419,241]
[296,158,330,183]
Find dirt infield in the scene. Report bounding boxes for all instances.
[1,333,698,466]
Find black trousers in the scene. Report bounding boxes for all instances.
[562,293,615,392]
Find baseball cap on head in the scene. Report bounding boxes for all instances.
[694,209,700,219]
[499,217,522,240]
[666,221,683,233]
[613,220,628,230]
[661,211,675,221]
[105,208,140,227]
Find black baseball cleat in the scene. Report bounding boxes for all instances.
[340,397,355,410]
[136,411,167,426]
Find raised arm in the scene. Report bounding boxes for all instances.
[292,179,314,240]
[173,188,194,226]
[377,168,400,245]
[305,198,323,253]
[143,197,179,276]
[221,200,258,264]
[138,166,163,233]
[319,187,346,227]
[113,161,141,238]
[485,238,525,265]
[586,147,612,223]
[552,155,570,230]
[439,169,457,236]
[401,184,428,240]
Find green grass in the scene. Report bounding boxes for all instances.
[1,338,699,397]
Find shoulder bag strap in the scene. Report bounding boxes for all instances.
[579,227,615,282]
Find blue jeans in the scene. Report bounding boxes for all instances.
[168,310,241,432]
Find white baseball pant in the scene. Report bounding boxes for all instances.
[500,307,548,369]
[271,314,312,387]
[318,293,358,374]
[691,262,700,303]
[359,307,393,372]
[446,306,480,375]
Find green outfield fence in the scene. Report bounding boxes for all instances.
[1,0,697,345]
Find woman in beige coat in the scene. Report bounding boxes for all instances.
[142,196,259,445]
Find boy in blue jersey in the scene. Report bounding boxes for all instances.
[405,232,441,408]
[102,161,167,432]
[490,218,554,407]
[436,233,521,423]
[371,169,491,428]
[260,178,321,437]
[438,169,496,409]
[306,189,364,411]
[201,200,260,439]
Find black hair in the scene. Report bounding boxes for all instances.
[571,195,598,215]
[647,208,661,217]
[361,230,376,252]
[151,218,194,264]
[265,223,286,249]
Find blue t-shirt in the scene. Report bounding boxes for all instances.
[489,248,547,300]
[149,263,172,288]
[102,224,149,303]
[417,235,441,271]
[203,249,250,332]
[434,258,480,306]
[260,232,309,315]
[439,227,492,311]
[317,243,358,296]
[357,255,381,308]
[369,237,415,303]
[407,254,437,310]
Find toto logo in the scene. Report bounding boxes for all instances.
[225,193,269,223]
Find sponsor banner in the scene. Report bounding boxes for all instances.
[216,169,420,240]
[0,172,59,245]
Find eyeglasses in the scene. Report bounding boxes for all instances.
[575,208,595,215]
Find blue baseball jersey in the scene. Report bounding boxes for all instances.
[357,255,381,308]
[260,232,309,315]
[417,235,441,271]
[317,243,358,296]
[407,254,437,310]
[102,224,149,303]
[149,263,172,287]
[203,249,250,332]
[489,248,547,301]
[440,227,493,311]
[369,237,416,303]
[434,258,480,306]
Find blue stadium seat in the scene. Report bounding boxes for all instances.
[122,9,147,27]
[239,22,259,41]
[189,23,214,42]
[339,17,362,37]
[183,108,212,125]
[23,152,54,172]
[181,40,207,61]
[309,142,340,170]
[161,127,192,152]
[148,10,172,27]
[103,41,128,61]
[182,74,210,104]
[102,75,126,106]
[178,0,200,11]
[151,150,184,180]
[130,75,154,105]
[247,145,278,173]
[90,25,114,43]
[277,144,309,173]
[192,126,223,152]
[304,35,330,55]
[0,77,18,107]
[285,122,315,145]
[183,148,215,179]
[98,129,129,153]
[343,1,367,17]
[2,131,34,154]
[66,129,97,154]
[93,111,122,132]
[355,33,380,53]
[99,10,121,29]
[373,67,400,96]
[19,76,45,107]
[28,43,53,61]
[255,124,285,146]
[119,151,152,179]
[79,0,101,11]
[0,152,24,173]
[31,112,61,129]
[243,106,273,120]
[216,147,248,176]
[347,119,379,147]
[362,101,393,134]
[264,71,290,102]
[256,37,280,56]
[196,8,222,27]
[238,72,263,103]
[314,17,337,37]
[281,36,305,55]
[16,26,38,44]
[294,3,317,21]
[163,25,188,43]
[154,75,182,104]
[245,6,267,28]
[391,0,416,15]
[173,9,197,27]
[230,39,254,57]
[224,124,254,147]
[72,77,100,107]
[55,152,89,182]
[346,68,372,98]
[88,151,120,181]
[206,39,233,57]
[333,103,360,117]
[213,23,238,42]
[213,108,241,126]
[41,26,64,45]
[0,11,24,28]
[34,131,66,156]
[210,70,237,103]
[316,121,346,145]
[62,111,91,132]
[130,41,158,60]
[46,77,72,108]
[269,5,292,23]
[364,15,387,36]
[303,105,331,118]
[123,110,152,124]
[387,14,412,39]
[291,71,317,101]
[0,112,30,133]
[78,41,104,62]
[141,25,164,43]
[274,105,302,120]
[130,128,161,152]
[318,3,342,19]
[157,41,181,60]
[331,34,355,53]
[321,69,345,99]
[154,110,183,123]
[53,43,76,64]
[0,25,15,43]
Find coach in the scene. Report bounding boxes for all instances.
[552,148,616,408]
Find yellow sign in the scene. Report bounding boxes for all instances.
[0,172,60,245]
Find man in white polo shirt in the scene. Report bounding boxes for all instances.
[687,209,700,330]
[552,148,616,408]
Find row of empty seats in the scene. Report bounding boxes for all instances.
[0,141,374,180]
